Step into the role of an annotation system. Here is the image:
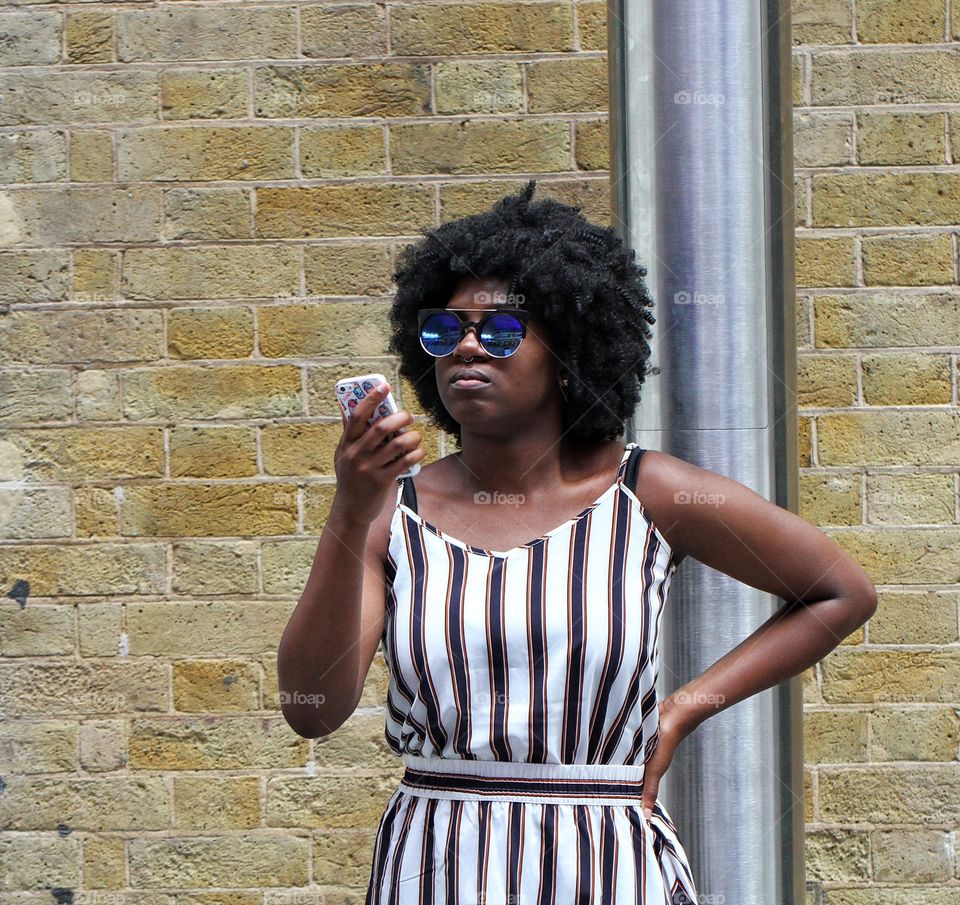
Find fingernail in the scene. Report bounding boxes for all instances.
[643,807,652,821]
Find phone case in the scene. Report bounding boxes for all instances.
[335,373,421,478]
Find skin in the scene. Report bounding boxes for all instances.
[279,272,878,828]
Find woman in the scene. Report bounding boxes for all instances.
[278,181,877,903]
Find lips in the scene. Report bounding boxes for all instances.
[450,368,491,384]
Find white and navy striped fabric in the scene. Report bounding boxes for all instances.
[365,442,698,904]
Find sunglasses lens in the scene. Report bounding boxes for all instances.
[420,311,462,356]
[480,313,525,357]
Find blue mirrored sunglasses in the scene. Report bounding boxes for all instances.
[418,307,529,358]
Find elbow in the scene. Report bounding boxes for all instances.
[846,580,878,629]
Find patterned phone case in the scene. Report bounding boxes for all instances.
[335,373,421,478]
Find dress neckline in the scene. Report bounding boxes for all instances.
[396,443,637,558]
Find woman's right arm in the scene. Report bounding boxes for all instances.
[277,383,424,739]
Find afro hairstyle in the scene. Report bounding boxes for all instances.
[388,179,656,448]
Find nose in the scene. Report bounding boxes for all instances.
[453,324,485,359]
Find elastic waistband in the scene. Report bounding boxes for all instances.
[400,754,646,806]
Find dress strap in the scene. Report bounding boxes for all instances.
[623,444,646,493]
[397,474,418,512]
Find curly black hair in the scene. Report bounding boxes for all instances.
[388,179,656,448]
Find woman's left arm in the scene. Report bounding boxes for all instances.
[637,451,878,820]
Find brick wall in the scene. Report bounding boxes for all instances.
[0,0,956,900]
[794,0,960,895]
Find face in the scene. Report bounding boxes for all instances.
[431,275,564,438]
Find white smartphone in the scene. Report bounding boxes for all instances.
[334,373,421,478]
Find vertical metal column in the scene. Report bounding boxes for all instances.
[609,1,802,902]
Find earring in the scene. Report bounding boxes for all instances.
[557,372,569,400]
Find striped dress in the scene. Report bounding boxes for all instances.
[365,442,698,904]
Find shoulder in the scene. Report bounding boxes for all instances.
[366,455,455,566]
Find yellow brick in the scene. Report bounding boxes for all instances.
[254,183,434,239]
[793,0,852,44]
[0,308,162,364]
[576,1,606,51]
[169,426,258,479]
[2,426,163,481]
[69,130,113,182]
[822,649,960,703]
[390,119,570,176]
[171,541,259,596]
[173,775,261,829]
[811,50,960,106]
[820,765,960,823]
[434,60,523,114]
[314,828,378,888]
[300,4,387,57]
[861,352,952,405]
[261,422,348,477]
[390,2,574,54]
[0,719,76,773]
[122,245,299,301]
[82,833,126,888]
[160,68,248,120]
[0,604,73,656]
[72,248,117,302]
[861,233,953,285]
[164,188,252,240]
[795,236,856,287]
[797,353,857,407]
[831,525,960,583]
[2,835,79,889]
[793,112,853,166]
[130,715,307,769]
[575,118,609,170]
[803,710,868,763]
[126,601,295,658]
[857,0,946,44]
[75,485,120,539]
[173,659,260,713]
[0,543,166,597]
[117,126,294,181]
[865,473,955,527]
[266,773,402,829]
[123,364,301,420]
[128,835,308,887]
[258,301,391,358]
[814,292,960,348]
[65,11,113,64]
[813,172,960,227]
[121,482,297,537]
[299,125,386,178]
[868,589,958,644]
[798,471,861,525]
[817,411,960,466]
[856,112,945,165]
[805,829,870,882]
[167,306,254,360]
[527,57,608,113]
[871,707,960,761]
[439,177,611,225]
[303,243,394,297]
[253,62,429,118]
[117,7,296,62]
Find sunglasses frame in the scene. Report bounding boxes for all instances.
[417,307,530,358]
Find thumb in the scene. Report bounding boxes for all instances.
[641,770,659,823]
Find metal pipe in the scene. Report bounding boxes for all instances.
[609,0,802,901]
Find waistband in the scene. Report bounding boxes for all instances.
[400,754,647,806]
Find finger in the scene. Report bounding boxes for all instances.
[641,776,658,822]
[345,383,389,440]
